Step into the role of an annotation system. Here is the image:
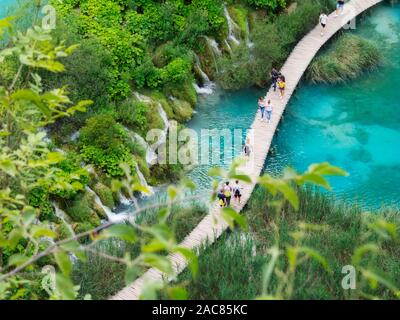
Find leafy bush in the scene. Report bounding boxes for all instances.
[79,115,134,177]
[243,0,286,10]
[64,192,94,223]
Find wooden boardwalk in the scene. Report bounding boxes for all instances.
[111,0,383,300]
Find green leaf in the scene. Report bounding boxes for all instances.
[7,229,22,249]
[142,253,173,275]
[208,167,226,178]
[229,174,252,184]
[54,251,72,276]
[139,280,164,300]
[7,254,29,267]
[299,247,331,272]
[307,162,348,177]
[132,183,151,195]
[31,225,57,239]
[175,247,198,278]
[55,273,77,300]
[0,159,17,177]
[360,268,399,294]
[168,287,188,300]
[221,207,248,231]
[125,265,140,285]
[142,239,167,253]
[22,206,36,226]
[352,243,379,266]
[299,173,331,189]
[104,224,137,243]
[276,182,299,210]
[167,185,178,200]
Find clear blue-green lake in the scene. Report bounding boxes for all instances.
[188,2,400,209]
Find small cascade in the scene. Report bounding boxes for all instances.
[193,54,216,95]
[52,202,75,236]
[134,162,154,196]
[125,127,157,166]
[133,92,171,158]
[224,6,240,46]
[224,39,233,54]
[205,36,222,56]
[194,54,211,83]
[245,19,254,48]
[70,131,79,142]
[85,186,116,221]
[118,191,131,205]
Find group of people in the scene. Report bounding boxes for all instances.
[271,68,286,99]
[319,0,346,36]
[217,181,243,208]
[216,3,349,207]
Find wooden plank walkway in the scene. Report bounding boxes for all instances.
[111,0,383,300]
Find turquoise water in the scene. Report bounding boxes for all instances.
[187,3,400,208]
[186,87,262,194]
[264,3,400,208]
[0,0,16,18]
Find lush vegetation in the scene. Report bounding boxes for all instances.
[307,34,382,84]
[178,187,400,300]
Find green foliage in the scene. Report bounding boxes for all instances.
[79,115,133,177]
[93,183,115,209]
[243,0,286,10]
[179,188,400,300]
[307,34,381,84]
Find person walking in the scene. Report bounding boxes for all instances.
[258,96,265,120]
[224,182,232,207]
[243,138,252,158]
[266,100,273,123]
[277,75,286,99]
[217,188,226,208]
[271,68,280,92]
[233,180,242,204]
[319,12,328,36]
[336,0,345,16]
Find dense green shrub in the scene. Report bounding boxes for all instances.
[243,0,286,10]
[79,115,134,177]
[64,192,94,223]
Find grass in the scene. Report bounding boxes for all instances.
[73,202,208,300]
[307,34,381,84]
[176,187,400,300]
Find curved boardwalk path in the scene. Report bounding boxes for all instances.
[111,0,383,300]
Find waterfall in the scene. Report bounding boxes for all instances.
[205,36,222,56]
[52,202,75,236]
[224,6,240,46]
[70,131,79,142]
[193,83,214,95]
[194,54,211,83]
[118,191,131,205]
[224,39,233,54]
[245,19,254,48]
[85,186,115,221]
[125,127,157,166]
[193,54,216,95]
[133,92,170,159]
[134,162,154,196]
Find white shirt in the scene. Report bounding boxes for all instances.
[320,14,328,25]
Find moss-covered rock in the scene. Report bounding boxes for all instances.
[171,99,193,122]
[93,183,115,209]
[65,192,94,223]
